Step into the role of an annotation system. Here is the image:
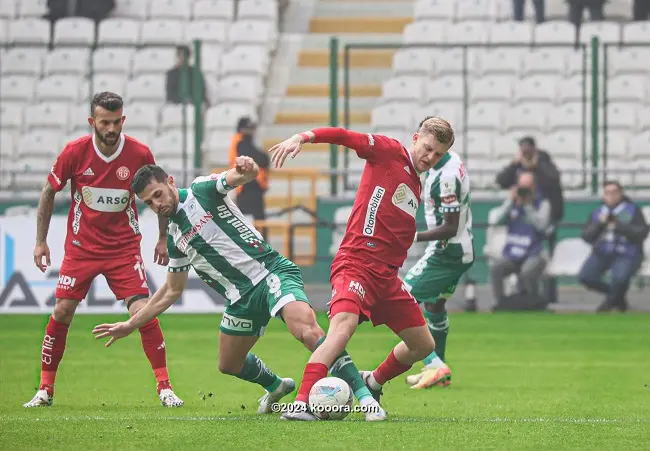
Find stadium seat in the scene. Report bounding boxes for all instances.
[402,21,445,45]
[602,131,631,158]
[192,0,235,21]
[607,75,647,104]
[88,74,128,98]
[0,131,15,159]
[392,48,433,76]
[97,19,140,46]
[8,18,50,45]
[228,20,276,47]
[470,75,514,103]
[0,75,37,102]
[185,20,229,45]
[521,49,566,76]
[467,102,504,131]
[113,0,150,20]
[446,21,489,44]
[0,102,23,132]
[556,75,589,104]
[152,130,196,158]
[53,17,95,46]
[547,102,586,131]
[36,75,84,103]
[633,159,650,187]
[160,104,196,132]
[463,131,495,159]
[371,103,416,130]
[10,157,53,189]
[489,21,533,43]
[554,157,587,188]
[545,238,592,277]
[605,159,634,186]
[205,103,256,131]
[122,103,160,130]
[606,103,638,132]
[92,47,135,75]
[513,75,559,104]
[141,19,185,45]
[412,0,455,21]
[426,75,464,102]
[0,48,44,76]
[204,131,234,154]
[503,102,549,133]
[0,0,16,19]
[607,48,650,76]
[216,76,262,104]
[18,0,47,18]
[44,48,90,76]
[24,103,70,131]
[637,106,650,132]
[380,76,424,103]
[544,131,585,158]
[565,49,597,77]
[125,74,166,103]
[533,20,576,43]
[418,102,461,130]
[455,0,492,21]
[220,46,269,77]
[622,21,650,43]
[433,48,479,76]
[198,44,223,76]
[478,49,524,76]
[149,0,191,20]
[69,104,91,125]
[125,129,154,145]
[132,47,176,75]
[0,18,7,44]
[238,0,278,21]
[579,21,621,44]
[17,130,64,157]
[630,132,650,158]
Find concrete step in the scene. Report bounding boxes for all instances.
[289,67,393,84]
[298,48,396,68]
[286,84,381,97]
[301,32,403,50]
[259,123,372,141]
[277,96,378,113]
[274,110,371,124]
[309,17,412,33]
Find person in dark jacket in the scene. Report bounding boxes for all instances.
[578,180,649,312]
[166,46,209,106]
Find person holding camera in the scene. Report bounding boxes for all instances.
[578,181,649,312]
[489,171,552,310]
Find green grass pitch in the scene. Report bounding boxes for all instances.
[1,313,649,450]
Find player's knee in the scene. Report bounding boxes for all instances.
[52,299,77,324]
[424,300,446,314]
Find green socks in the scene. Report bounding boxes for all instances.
[424,309,449,362]
[237,353,282,392]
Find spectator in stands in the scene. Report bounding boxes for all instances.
[578,181,649,312]
[513,0,546,23]
[489,171,551,310]
[228,117,269,222]
[567,0,605,25]
[633,0,650,20]
[166,46,209,106]
[46,0,114,23]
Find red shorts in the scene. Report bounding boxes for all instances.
[328,255,425,334]
[55,253,150,301]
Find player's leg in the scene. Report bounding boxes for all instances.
[218,298,294,414]
[24,256,95,408]
[105,254,182,407]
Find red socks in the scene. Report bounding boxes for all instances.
[296,363,328,403]
[39,316,70,395]
[373,349,412,385]
[138,318,171,393]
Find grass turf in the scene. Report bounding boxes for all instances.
[1,313,649,450]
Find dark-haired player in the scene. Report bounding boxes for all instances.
[25,92,183,408]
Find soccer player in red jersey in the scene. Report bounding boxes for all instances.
[24,92,183,408]
[269,117,455,420]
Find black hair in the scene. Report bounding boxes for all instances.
[176,45,191,59]
[91,91,123,116]
[518,136,536,147]
[131,164,169,195]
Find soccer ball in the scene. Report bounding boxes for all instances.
[308,377,353,420]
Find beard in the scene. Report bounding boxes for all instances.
[95,127,120,146]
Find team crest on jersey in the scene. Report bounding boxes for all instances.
[116,166,130,180]
[391,183,418,219]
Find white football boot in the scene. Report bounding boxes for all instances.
[159,388,184,407]
[23,389,53,408]
[280,401,318,421]
[258,378,295,414]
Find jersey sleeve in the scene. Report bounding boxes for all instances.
[47,144,75,192]
[436,170,461,213]
[191,172,235,197]
[167,235,191,273]
[310,128,402,163]
[143,146,156,166]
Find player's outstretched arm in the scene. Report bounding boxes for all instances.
[33,181,57,272]
[92,271,189,347]
[225,156,259,187]
[268,127,379,168]
[415,211,460,243]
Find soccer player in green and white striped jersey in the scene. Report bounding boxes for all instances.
[92,156,385,420]
[402,148,474,389]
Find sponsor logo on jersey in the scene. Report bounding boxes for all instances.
[116,166,130,180]
[363,186,385,236]
[404,165,410,174]
[391,183,418,219]
[50,164,61,185]
[367,133,375,146]
[82,167,94,176]
[366,241,376,248]
[216,205,264,251]
[72,190,83,234]
[178,211,214,252]
[221,312,253,332]
[348,280,366,299]
[56,274,76,290]
[81,187,131,212]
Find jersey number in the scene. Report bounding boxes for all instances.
[133,261,146,280]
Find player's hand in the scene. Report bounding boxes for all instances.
[234,156,258,178]
[268,134,304,168]
[33,242,51,273]
[92,321,136,347]
[154,238,169,266]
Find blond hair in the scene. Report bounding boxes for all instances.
[418,116,455,148]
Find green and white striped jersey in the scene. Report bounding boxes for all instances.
[423,151,474,264]
[166,172,280,303]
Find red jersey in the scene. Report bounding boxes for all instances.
[314,129,421,268]
[47,133,155,259]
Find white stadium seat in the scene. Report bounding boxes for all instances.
[470,76,513,103]
[606,103,638,132]
[192,0,235,21]
[467,102,504,131]
[216,76,261,104]
[607,48,650,76]
[392,48,432,76]
[630,132,650,158]
[446,21,489,44]
[637,106,650,132]
[69,104,92,125]
[89,74,128,98]
[17,130,64,157]
[455,0,492,21]
[53,17,95,46]
[44,48,90,76]
[219,46,268,77]
[0,18,7,44]
[18,0,47,18]
[9,18,50,45]
[92,47,135,75]
[124,129,153,145]
[152,131,196,158]
[0,103,23,131]
[503,102,548,133]
[205,103,256,131]
[0,75,37,102]
[24,103,70,131]
[418,103,461,130]
[10,157,54,189]
[432,48,479,76]
[478,49,523,76]
[204,131,235,154]
[160,104,196,131]
[544,131,584,158]
[622,21,650,43]
[228,20,275,47]
[238,0,278,21]
[0,0,16,19]
[426,75,464,102]
[403,21,445,45]
[149,0,192,20]
[123,103,160,130]
[141,19,185,45]
[534,20,576,43]
[199,44,223,76]
[579,21,620,44]
[185,20,229,44]
[556,75,587,104]
[489,21,533,43]
[371,103,416,129]
[0,48,44,76]
[412,0,455,21]
[602,131,631,158]
[513,75,559,103]
[113,0,149,19]
[547,102,587,131]
[132,47,176,75]
[125,75,166,103]
[521,49,566,76]
[97,19,140,46]
[36,75,84,103]
[607,75,647,104]
[0,131,15,159]
[381,76,424,103]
